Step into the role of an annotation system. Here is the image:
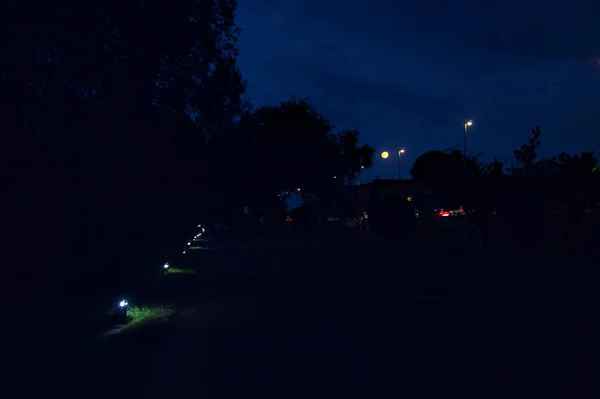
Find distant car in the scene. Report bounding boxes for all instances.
[427,206,469,217]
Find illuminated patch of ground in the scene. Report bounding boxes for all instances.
[166,268,197,275]
[101,305,176,336]
[122,305,176,331]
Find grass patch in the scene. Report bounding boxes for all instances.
[122,305,176,331]
[166,267,197,275]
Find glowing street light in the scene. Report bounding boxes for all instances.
[381,148,406,179]
[398,148,406,180]
[464,120,473,156]
[118,300,129,308]
[164,263,169,269]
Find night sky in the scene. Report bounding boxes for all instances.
[237,0,600,180]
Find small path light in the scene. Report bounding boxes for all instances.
[111,299,130,324]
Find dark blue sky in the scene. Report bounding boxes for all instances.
[236,0,600,180]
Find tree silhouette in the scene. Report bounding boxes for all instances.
[237,97,374,221]
[338,129,375,184]
[410,149,484,184]
[506,125,555,251]
[552,152,597,179]
[5,0,246,282]
[410,148,492,210]
[241,97,340,197]
[484,157,507,178]
[549,151,598,208]
[512,125,542,174]
[411,150,458,184]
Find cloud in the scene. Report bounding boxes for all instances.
[263,55,464,126]
[276,0,600,62]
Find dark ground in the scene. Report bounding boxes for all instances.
[16,235,598,398]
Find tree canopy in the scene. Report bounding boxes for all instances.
[5,0,247,270]
[408,125,599,213]
[512,126,542,175]
[237,97,374,212]
[338,129,375,184]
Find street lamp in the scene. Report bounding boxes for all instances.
[464,120,473,157]
[398,149,405,180]
[358,165,365,184]
[382,149,406,180]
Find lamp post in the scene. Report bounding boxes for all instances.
[358,165,365,220]
[398,149,405,180]
[464,120,473,157]
[359,165,365,184]
[381,149,405,180]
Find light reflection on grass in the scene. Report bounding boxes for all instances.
[122,305,176,331]
[166,267,197,275]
